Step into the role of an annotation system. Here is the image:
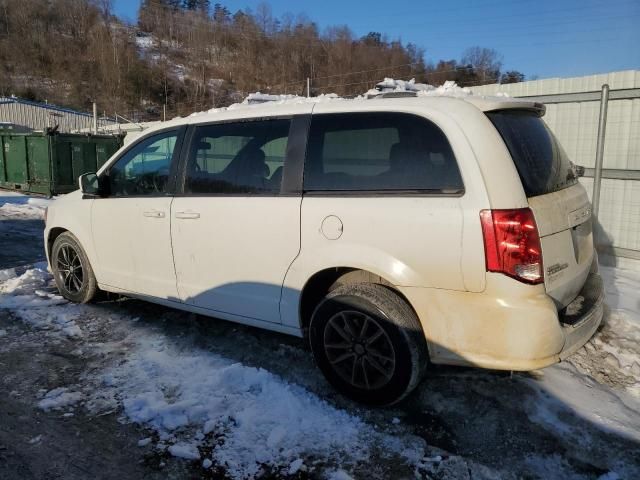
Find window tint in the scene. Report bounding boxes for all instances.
[487,111,578,197]
[109,131,178,196]
[185,119,290,194]
[304,112,463,192]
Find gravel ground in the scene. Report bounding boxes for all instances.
[0,197,639,480]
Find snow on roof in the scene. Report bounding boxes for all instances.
[367,78,475,97]
[187,92,348,119]
[179,78,531,122]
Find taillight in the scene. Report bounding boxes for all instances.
[479,208,543,284]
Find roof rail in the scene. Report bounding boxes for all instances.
[367,91,418,99]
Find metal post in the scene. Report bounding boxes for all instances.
[592,84,609,218]
[307,77,310,98]
[92,102,98,134]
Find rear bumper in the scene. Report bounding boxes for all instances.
[399,271,604,371]
[557,272,604,361]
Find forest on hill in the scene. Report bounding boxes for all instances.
[0,0,525,120]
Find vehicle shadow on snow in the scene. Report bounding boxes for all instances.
[93,275,639,479]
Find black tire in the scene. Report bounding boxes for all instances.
[51,232,98,304]
[309,283,428,406]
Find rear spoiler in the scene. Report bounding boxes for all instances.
[464,97,546,117]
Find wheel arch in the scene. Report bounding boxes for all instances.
[298,267,420,337]
[47,227,70,260]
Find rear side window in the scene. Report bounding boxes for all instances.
[487,111,578,197]
[304,112,463,192]
[185,119,290,194]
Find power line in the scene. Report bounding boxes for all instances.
[353,0,639,23]
[268,62,425,89]
[142,0,405,50]
[378,7,639,32]
[142,0,638,47]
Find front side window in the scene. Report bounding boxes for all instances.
[108,131,178,196]
[185,119,290,194]
[304,112,463,192]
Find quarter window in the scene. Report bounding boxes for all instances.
[304,112,463,192]
[185,119,291,194]
[108,131,178,196]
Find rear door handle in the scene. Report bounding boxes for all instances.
[175,211,200,219]
[143,210,165,218]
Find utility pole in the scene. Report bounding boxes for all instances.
[307,77,310,98]
[92,102,98,134]
[592,83,610,219]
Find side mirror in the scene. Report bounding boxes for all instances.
[79,172,100,195]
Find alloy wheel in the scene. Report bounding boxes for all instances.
[56,244,84,294]
[323,310,396,390]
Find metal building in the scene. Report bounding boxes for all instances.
[0,96,117,134]
[473,70,640,263]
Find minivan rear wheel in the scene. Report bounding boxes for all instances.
[309,283,428,406]
[51,232,98,304]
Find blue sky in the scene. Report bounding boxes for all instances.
[113,0,640,80]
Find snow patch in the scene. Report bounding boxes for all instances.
[137,437,152,447]
[0,191,53,220]
[99,333,423,478]
[288,458,304,475]
[38,387,84,411]
[522,263,640,442]
[365,77,473,98]
[0,264,82,337]
[326,469,355,480]
[168,442,201,460]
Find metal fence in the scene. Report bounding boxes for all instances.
[474,71,640,261]
[0,97,117,134]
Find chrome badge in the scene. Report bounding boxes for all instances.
[568,205,592,228]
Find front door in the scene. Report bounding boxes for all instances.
[91,129,181,300]
[171,118,301,323]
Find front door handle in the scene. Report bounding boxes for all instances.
[143,210,165,218]
[175,211,200,219]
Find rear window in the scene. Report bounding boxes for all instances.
[304,112,463,193]
[487,111,578,197]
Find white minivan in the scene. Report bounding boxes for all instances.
[44,93,604,405]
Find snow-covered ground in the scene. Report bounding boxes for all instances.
[0,191,52,220]
[1,192,639,479]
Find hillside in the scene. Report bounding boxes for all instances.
[0,0,521,121]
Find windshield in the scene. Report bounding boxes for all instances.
[487,110,578,197]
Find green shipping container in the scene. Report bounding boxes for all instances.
[0,132,123,196]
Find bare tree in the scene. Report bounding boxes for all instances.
[461,46,502,85]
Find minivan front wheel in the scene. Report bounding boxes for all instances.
[51,232,98,304]
[309,283,428,406]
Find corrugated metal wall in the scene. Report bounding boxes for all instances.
[473,70,640,260]
[0,97,117,133]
